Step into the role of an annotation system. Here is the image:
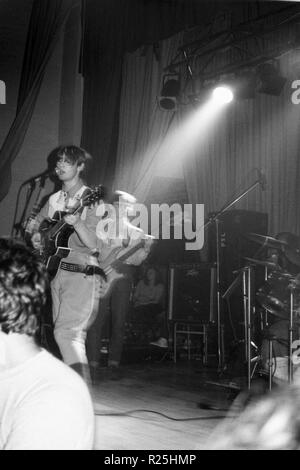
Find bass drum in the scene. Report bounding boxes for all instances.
[256,271,293,317]
[260,319,300,382]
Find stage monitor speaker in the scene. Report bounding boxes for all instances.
[168,263,216,323]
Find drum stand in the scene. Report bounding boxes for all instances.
[263,285,295,389]
[262,280,296,389]
[203,176,263,372]
[288,283,296,384]
[263,266,269,328]
[242,264,255,390]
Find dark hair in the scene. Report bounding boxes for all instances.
[0,238,48,336]
[55,145,92,177]
[143,266,161,286]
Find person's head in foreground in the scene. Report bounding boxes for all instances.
[0,237,94,450]
[209,384,300,450]
[0,237,48,340]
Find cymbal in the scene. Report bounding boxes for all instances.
[279,232,300,267]
[246,233,288,249]
[244,257,279,269]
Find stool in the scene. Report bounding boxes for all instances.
[173,321,208,364]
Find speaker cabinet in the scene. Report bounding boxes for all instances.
[168,263,216,322]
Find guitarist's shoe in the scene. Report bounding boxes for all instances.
[150,337,168,348]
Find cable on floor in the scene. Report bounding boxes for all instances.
[93,408,236,421]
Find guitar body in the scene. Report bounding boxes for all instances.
[98,240,147,298]
[36,185,104,278]
[99,270,125,298]
[39,216,73,279]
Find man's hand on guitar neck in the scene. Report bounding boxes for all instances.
[64,212,97,251]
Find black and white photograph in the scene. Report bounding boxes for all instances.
[1,0,300,452]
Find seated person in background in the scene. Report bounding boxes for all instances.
[0,238,94,450]
[132,267,168,348]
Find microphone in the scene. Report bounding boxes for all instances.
[21,170,56,186]
[257,169,267,191]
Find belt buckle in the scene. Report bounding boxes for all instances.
[84,265,94,276]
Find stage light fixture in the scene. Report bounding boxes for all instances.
[158,73,181,110]
[257,62,286,96]
[212,86,234,104]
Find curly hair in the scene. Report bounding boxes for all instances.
[0,238,48,336]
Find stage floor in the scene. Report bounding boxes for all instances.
[90,358,238,450]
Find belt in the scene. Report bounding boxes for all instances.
[60,261,106,278]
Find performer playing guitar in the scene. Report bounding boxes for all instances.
[29,145,104,384]
[86,190,154,381]
[35,185,103,279]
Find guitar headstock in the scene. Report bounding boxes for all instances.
[82,185,105,207]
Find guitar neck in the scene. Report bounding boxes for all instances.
[112,240,145,265]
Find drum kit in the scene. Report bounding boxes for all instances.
[230,232,300,389]
[246,232,300,320]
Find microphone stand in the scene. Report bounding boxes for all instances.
[11,182,36,237]
[23,178,48,242]
[203,177,262,372]
[11,176,47,239]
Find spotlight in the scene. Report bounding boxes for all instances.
[212,86,234,104]
[158,73,181,110]
[257,62,286,96]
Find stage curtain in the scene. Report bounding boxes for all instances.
[182,55,300,237]
[0,0,73,202]
[113,32,184,203]
[114,4,300,237]
[117,45,300,236]
[80,0,214,189]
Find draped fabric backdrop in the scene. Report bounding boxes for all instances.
[182,52,300,237]
[114,23,300,239]
[80,0,216,189]
[114,32,184,202]
[0,0,73,202]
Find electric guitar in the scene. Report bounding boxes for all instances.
[38,185,104,278]
[98,238,152,298]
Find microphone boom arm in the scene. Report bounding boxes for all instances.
[203,177,262,372]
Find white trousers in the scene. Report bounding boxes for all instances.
[51,269,100,366]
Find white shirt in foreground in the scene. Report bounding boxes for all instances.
[0,350,95,450]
